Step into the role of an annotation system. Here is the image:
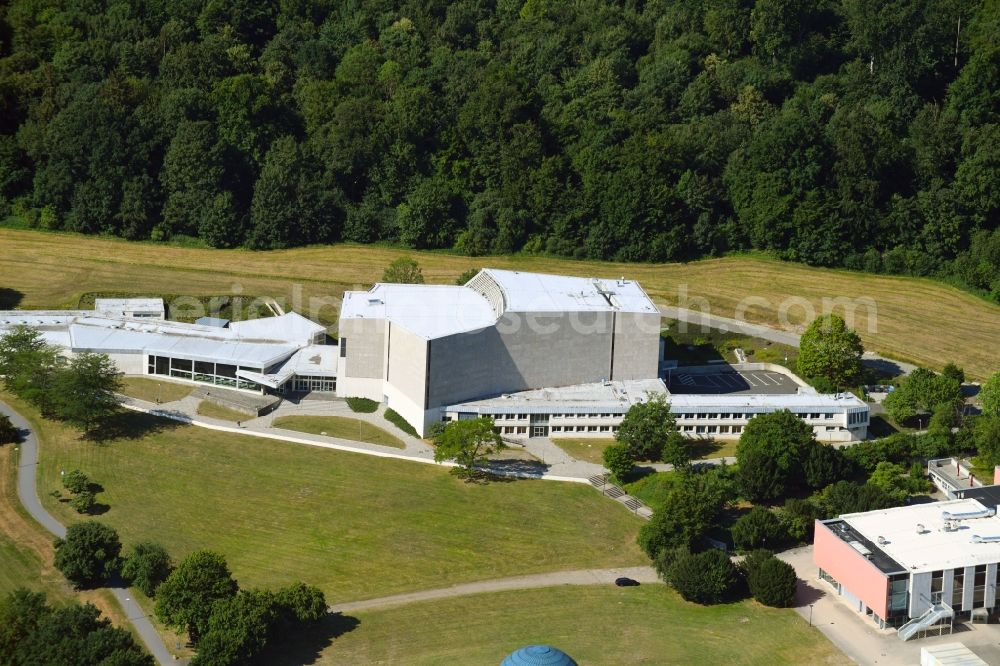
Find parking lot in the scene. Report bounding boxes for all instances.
[666,368,800,396]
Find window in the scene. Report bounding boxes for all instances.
[599,426,610,432]
[825,413,834,419]
[708,413,718,419]
[732,426,742,434]
[720,425,730,434]
[339,339,347,357]
[516,427,527,434]
[707,426,718,433]
[953,570,965,608]
[551,426,562,432]
[587,426,598,432]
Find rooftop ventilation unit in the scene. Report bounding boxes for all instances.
[942,507,995,521]
[971,534,1000,544]
[916,523,926,534]
[877,536,888,545]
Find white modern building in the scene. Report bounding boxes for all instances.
[815,499,1000,637]
[0,299,333,395]
[442,377,868,442]
[337,269,661,436]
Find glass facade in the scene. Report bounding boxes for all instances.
[292,375,336,392]
[147,354,261,391]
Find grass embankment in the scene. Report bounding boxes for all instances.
[661,322,800,370]
[196,400,250,422]
[119,377,192,404]
[271,415,404,449]
[271,586,844,665]
[1,229,997,378]
[26,404,645,604]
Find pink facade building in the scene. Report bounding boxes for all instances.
[813,498,1000,634]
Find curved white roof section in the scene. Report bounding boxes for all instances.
[478,269,658,314]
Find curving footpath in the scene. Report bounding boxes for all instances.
[1,400,175,666]
[328,566,660,614]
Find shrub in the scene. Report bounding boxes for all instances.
[602,443,633,482]
[69,490,96,514]
[54,521,122,588]
[667,549,739,604]
[62,469,90,494]
[745,553,798,607]
[731,506,786,551]
[779,498,817,542]
[121,542,172,598]
[0,414,19,444]
[345,397,378,413]
[384,408,418,437]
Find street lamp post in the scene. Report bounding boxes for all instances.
[808,604,814,627]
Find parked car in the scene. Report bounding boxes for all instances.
[614,577,639,587]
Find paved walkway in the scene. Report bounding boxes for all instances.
[0,400,176,666]
[120,395,599,484]
[328,566,660,614]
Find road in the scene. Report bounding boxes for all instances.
[1,400,176,666]
[660,305,919,376]
[328,566,660,614]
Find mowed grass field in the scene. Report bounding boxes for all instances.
[264,586,845,665]
[119,377,192,403]
[272,415,405,448]
[1,229,997,378]
[17,398,646,604]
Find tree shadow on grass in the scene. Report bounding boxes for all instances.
[0,288,23,310]
[252,613,360,665]
[90,410,185,442]
[479,459,552,483]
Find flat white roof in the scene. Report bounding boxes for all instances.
[667,390,868,411]
[95,298,164,312]
[447,379,867,414]
[448,379,668,413]
[482,269,658,314]
[841,499,1000,573]
[340,284,496,340]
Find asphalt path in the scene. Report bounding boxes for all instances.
[1,399,177,666]
[328,566,660,614]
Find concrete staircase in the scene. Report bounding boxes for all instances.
[588,474,653,519]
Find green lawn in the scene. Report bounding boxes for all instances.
[26,402,646,604]
[196,400,251,422]
[272,415,405,449]
[554,437,738,467]
[119,377,192,404]
[552,438,617,465]
[264,586,845,665]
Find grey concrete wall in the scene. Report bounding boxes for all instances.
[386,323,428,410]
[426,310,618,408]
[611,312,660,380]
[340,317,385,379]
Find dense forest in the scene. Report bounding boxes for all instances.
[0,1,998,298]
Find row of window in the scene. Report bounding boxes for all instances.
[551,425,618,433]
[680,425,744,434]
[483,409,864,423]
[490,413,623,421]
[147,355,261,391]
[848,411,867,425]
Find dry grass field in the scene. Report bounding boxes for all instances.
[2,229,998,378]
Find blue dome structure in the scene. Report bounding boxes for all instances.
[501,645,578,666]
